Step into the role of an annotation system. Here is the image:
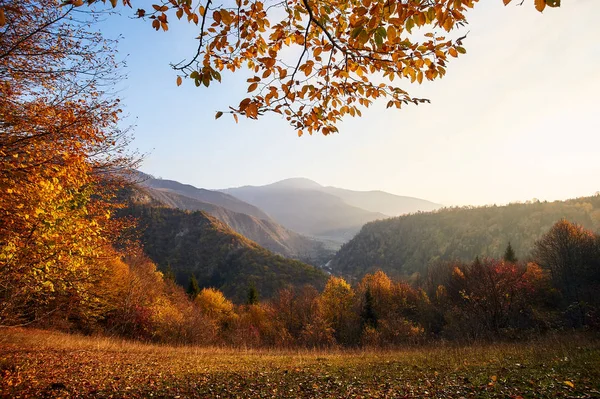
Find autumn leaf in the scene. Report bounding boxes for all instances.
[535,0,546,12]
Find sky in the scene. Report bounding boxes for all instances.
[102,0,600,206]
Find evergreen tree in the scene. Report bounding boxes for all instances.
[247,284,259,305]
[503,242,518,263]
[361,288,378,329]
[187,275,201,298]
[164,263,176,282]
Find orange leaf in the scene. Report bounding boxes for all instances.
[176,76,182,86]
[220,9,232,25]
[534,0,546,12]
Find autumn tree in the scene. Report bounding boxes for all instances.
[75,0,560,135]
[534,220,600,326]
[320,276,357,344]
[0,0,135,326]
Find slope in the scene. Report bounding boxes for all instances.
[222,179,388,243]
[125,190,328,302]
[144,187,333,263]
[321,186,441,216]
[330,195,600,279]
[138,173,270,220]
[222,178,441,244]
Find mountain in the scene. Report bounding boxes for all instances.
[221,178,440,243]
[143,187,334,263]
[139,173,270,220]
[124,189,328,302]
[330,195,600,279]
[320,186,440,216]
[136,174,334,263]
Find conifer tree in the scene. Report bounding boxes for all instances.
[247,284,259,305]
[187,275,201,298]
[504,242,518,263]
[164,264,176,282]
[361,288,378,329]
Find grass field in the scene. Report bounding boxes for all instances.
[1,329,599,398]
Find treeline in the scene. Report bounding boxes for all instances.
[31,218,593,347]
[331,195,600,279]
[172,219,597,347]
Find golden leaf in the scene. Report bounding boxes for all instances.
[220,9,232,25]
[534,0,546,12]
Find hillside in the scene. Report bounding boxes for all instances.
[222,178,437,243]
[139,173,271,220]
[223,186,385,242]
[330,195,600,279]
[143,187,334,264]
[125,193,327,301]
[321,186,441,216]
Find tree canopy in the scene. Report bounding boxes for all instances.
[59,0,560,135]
[0,0,136,326]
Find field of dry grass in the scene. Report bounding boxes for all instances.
[1,328,599,398]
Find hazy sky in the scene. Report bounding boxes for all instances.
[104,1,600,206]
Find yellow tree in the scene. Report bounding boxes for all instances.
[72,0,559,135]
[0,0,135,326]
[320,276,357,345]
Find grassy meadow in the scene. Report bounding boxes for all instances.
[1,329,599,398]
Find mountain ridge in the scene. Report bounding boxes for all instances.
[330,194,600,279]
[221,178,441,244]
[124,187,328,301]
[136,176,334,263]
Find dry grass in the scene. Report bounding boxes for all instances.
[1,328,599,398]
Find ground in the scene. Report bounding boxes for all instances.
[1,329,599,398]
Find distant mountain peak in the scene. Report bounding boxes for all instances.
[266,177,323,190]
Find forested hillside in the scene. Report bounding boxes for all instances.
[143,187,334,264]
[331,195,600,278]
[125,198,328,302]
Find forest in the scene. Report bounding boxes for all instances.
[331,196,600,279]
[0,0,597,347]
[2,0,599,396]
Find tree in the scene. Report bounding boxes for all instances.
[187,275,201,298]
[247,284,259,305]
[0,0,135,326]
[320,276,357,344]
[534,220,599,326]
[73,0,560,135]
[503,242,518,263]
[361,287,378,329]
